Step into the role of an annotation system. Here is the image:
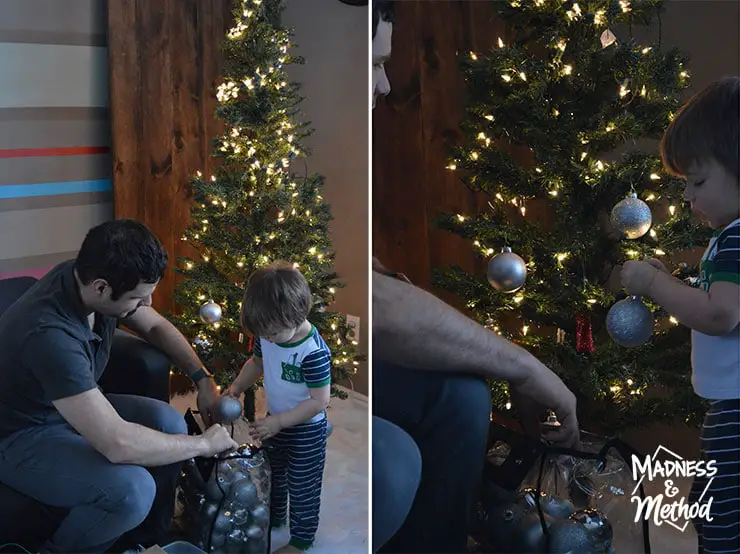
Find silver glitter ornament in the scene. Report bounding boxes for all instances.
[215,395,243,423]
[610,193,652,239]
[487,247,527,293]
[606,296,654,347]
[199,300,223,324]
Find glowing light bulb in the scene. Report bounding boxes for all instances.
[563,65,573,76]
[185,262,193,270]
[557,253,569,262]
[496,193,504,201]
[522,325,529,335]
[329,288,336,294]
[670,316,679,325]
[471,152,479,160]
[447,163,457,170]
[470,52,478,60]
[647,193,656,200]
[519,72,527,81]
[627,250,638,257]
[520,206,526,216]
[669,205,676,216]
[487,248,494,255]
[498,37,504,48]
[588,299,597,304]
[506,402,512,410]
[650,229,657,238]
[655,249,666,256]
[549,190,558,196]
[513,295,524,303]
[502,74,512,82]
[457,214,465,222]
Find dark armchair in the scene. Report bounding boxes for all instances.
[0,276,173,550]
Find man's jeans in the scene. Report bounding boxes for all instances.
[0,394,186,553]
[372,360,492,553]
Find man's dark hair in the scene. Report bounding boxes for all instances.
[75,219,168,300]
[372,0,395,39]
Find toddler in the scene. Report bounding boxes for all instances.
[621,76,740,554]
[225,261,331,553]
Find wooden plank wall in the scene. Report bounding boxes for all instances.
[372,1,508,305]
[107,0,234,314]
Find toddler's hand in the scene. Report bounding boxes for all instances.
[620,260,659,296]
[253,415,283,440]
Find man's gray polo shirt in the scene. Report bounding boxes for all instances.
[0,261,116,440]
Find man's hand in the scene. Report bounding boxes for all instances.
[197,377,220,427]
[620,260,660,296]
[201,424,239,457]
[510,365,579,448]
[253,415,283,440]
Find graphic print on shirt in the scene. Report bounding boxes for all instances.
[281,352,304,383]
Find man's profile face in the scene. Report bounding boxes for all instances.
[372,19,392,109]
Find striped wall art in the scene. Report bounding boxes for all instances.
[0,0,113,280]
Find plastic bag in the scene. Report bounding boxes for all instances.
[471,422,651,554]
[179,409,272,553]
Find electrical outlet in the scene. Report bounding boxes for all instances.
[346,314,360,341]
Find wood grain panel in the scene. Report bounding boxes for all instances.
[373,0,500,297]
[108,0,233,314]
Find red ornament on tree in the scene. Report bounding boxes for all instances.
[575,313,594,353]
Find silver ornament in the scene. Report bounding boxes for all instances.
[215,395,243,423]
[200,300,223,324]
[610,193,652,239]
[606,296,654,347]
[487,247,527,293]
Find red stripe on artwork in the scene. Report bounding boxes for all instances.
[0,146,110,159]
[0,267,51,281]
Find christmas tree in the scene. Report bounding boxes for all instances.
[435,0,712,434]
[171,0,363,416]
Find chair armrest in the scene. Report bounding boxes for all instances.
[99,329,172,403]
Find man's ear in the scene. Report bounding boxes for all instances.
[91,279,110,297]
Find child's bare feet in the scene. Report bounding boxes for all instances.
[274,544,305,553]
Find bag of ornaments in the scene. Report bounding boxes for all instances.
[471,420,651,554]
[179,408,272,553]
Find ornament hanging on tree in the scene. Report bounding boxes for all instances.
[606,296,654,347]
[200,300,223,324]
[600,29,617,48]
[575,313,595,353]
[610,193,652,239]
[487,247,527,293]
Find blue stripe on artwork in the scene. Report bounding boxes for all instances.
[0,179,112,199]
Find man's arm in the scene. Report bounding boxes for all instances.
[121,306,209,381]
[53,388,213,466]
[373,269,540,383]
[372,260,579,447]
[22,330,235,466]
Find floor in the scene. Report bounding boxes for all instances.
[170,386,369,554]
